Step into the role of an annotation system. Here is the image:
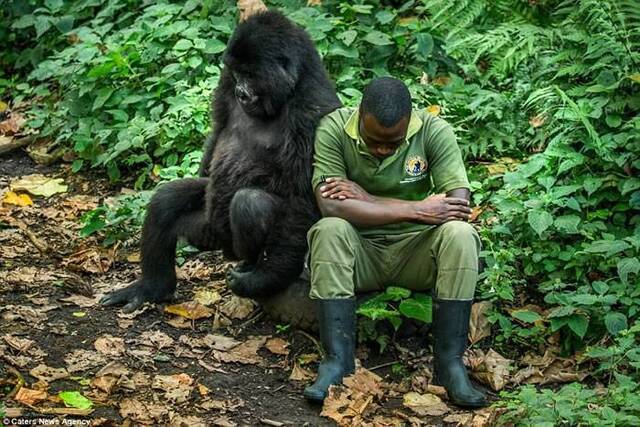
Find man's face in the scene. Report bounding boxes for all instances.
[359,111,409,159]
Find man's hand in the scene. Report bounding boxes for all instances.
[319,177,375,202]
[410,194,472,225]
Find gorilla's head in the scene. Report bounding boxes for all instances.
[223,11,311,118]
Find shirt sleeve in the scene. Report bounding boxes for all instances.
[311,115,348,191]
[426,120,470,194]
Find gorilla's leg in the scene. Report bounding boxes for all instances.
[228,203,315,298]
[100,178,214,313]
[229,188,281,264]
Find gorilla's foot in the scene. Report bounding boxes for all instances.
[100,279,176,313]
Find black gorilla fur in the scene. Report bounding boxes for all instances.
[100,11,341,312]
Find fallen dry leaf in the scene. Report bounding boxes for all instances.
[65,349,106,373]
[514,357,587,386]
[60,294,97,308]
[469,301,492,345]
[214,335,267,365]
[62,247,115,274]
[11,174,68,197]
[193,288,222,306]
[165,301,214,320]
[265,337,290,355]
[320,368,385,425]
[29,364,69,382]
[14,388,48,405]
[220,295,256,320]
[0,111,25,135]
[2,191,33,206]
[152,373,195,403]
[4,334,35,352]
[92,362,130,394]
[118,398,167,424]
[467,348,512,391]
[94,335,125,357]
[178,260,214,281]
[139,330,175,349]
[443,413,474,425]
[402,391,449,416]
[289,363,315,382]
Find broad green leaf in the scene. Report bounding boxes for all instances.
[415,33,434,60]
[604,312,628,335]
[188,55,203,69]
[399,297,432,323]
[161,63,181,75]
[554,215,581,234]
[328,45,359,59]
[528,210,553,237]
[547,305,576,318]
[621,178,640,195]
[174,39,193,51]
[567,314,589,338]
[583,177,603,195]
[58,391,93,410]
[92,87,114,111]
[204,39,226,54]
[12,14,36,29]
[338,30,357,47]
[584,240,631,256]
[375,10,395,24]
[591,281,609,295]
[605,114,622,128]
[364,31,393,46]
[384,286,411,301]
[617,257,640,285]
[570,294,599,305]
[511,310,542,323]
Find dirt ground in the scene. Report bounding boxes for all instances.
[0,150,497,426]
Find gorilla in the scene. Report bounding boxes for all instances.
[100,10,341,313]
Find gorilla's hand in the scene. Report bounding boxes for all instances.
[226,262,271,298]
[100,279,176,313]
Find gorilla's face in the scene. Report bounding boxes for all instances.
[223,18,302,118]
[226,54,298,118]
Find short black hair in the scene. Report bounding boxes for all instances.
[360,77,412,127]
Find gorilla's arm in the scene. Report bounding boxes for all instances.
[198,68,235,177]
[199,133,216,177]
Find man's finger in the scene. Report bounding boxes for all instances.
[444,197,470,206]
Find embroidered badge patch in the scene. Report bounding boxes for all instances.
[405,156,428,176]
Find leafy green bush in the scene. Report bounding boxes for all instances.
[357,286,432,352]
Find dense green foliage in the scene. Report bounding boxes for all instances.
[2,0,639,423]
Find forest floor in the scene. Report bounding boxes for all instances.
[0,150,501,426]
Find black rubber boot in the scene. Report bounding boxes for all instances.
[432,298,487,408]
[303,298,356,403]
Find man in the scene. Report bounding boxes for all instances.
[303,77,486,408]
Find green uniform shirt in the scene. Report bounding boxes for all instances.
[311,107,470,236]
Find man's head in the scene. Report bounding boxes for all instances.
[359,77,412,159]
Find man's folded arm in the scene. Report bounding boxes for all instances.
[315,185,415,228]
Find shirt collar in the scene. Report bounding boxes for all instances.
[344,108,423,144]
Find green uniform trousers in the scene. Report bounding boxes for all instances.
[307,218,481,301]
